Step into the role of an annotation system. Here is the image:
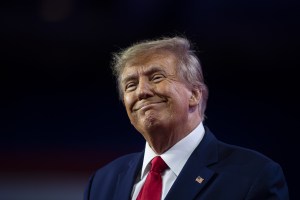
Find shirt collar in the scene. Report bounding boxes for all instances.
[140,122,205,179]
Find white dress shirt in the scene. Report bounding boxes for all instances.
[131,122,205,200]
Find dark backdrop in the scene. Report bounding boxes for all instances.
[0,0,299,199]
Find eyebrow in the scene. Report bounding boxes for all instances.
[121,65,166,84]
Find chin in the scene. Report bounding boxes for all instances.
[134,115,161,132]
[133,111,169,132]
[143,115,161,128]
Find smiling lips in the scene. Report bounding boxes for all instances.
[133,100,166,111]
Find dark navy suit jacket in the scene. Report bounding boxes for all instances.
[84,128,289,200]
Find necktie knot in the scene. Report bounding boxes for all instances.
[150,156,168,173]
[136,156,168,200]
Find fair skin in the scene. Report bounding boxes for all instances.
[121,51,202,154]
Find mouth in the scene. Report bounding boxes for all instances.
[133,101,166,112]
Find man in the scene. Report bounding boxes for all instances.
[84,37,289,199]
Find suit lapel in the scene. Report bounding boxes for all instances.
[113,153,144,200]
[165,129,219,200]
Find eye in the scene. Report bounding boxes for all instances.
[125,82,137,92]
[151,74,165,83]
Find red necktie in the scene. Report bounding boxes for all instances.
[137,156,168,200]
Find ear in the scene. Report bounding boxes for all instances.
[189,87,202,107]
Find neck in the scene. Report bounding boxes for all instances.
[145,117,201,154]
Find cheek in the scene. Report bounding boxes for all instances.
[123,94,132,108]
[123,95,134,116]
[170,87,191,109]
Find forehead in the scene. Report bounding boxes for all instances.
[121,51,178,77]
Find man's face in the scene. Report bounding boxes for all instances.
[121,52,195,137]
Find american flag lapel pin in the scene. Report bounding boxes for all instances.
[195,176,204,184]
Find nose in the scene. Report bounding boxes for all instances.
[136,78,154,100]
